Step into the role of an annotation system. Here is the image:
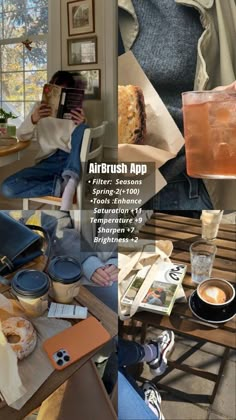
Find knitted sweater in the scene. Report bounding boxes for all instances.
[16,103,76,163]
[131,0,203,132]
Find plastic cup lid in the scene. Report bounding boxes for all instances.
[12,270,50,298]
[47,256,81,284]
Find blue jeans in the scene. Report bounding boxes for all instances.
[1,124,87,198]
[144,172,213,210]
[118,338,146,399]
[118,372,158,420]
[84,281,118,313]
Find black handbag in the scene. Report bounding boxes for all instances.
[0,212,51,280]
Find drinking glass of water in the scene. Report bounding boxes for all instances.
[190,240,217,284]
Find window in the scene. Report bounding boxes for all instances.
[0,0,48,126]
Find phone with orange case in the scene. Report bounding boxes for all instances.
[43,316,111,370]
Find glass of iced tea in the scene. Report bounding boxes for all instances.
[182,91,236,178]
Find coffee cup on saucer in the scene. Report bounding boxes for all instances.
[197,278,235,311]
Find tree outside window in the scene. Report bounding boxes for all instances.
[0,0,48,126]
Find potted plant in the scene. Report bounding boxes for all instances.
[0,108,18,137]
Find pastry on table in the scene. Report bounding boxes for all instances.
[118,85,146,144]
[1,317,37,360]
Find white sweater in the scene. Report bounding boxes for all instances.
[16,103,76,163]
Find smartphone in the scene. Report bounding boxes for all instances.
[43,316,111,370]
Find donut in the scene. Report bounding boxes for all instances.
[118,85,147,144]
[1,317,37,360]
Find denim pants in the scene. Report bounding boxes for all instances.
[144,172,213,210]
[84,281,118,313]
[118,372,158,420]
[118,338,146,399]
[1,124,87,198]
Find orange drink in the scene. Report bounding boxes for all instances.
[182,91,236,178]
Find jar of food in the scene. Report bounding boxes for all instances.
[11,270,50,317]
[47,256,81,303]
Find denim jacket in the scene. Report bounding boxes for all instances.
[118,0,236,209]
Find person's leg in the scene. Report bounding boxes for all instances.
[62,123,89,179]
[119,331,175,376]
[60,123,88,210]
[118,372,161,419]
[118,338,153,399]
[1,150,68,198]
[84,282,118,312]
[118,333,174,403]
[118,338,145,367]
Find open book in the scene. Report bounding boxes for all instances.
[41,84,84,119]
[121,262,187,316]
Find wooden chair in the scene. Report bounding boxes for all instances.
[22,121,108,213]
[36,360,117,420]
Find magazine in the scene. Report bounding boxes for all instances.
[41,83,84,119]
[121,261,187,316]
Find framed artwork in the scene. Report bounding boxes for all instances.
[68,36,97,65]
[73,69,101,100]
[67,0,95,36]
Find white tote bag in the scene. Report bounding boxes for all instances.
[118,240,173,320]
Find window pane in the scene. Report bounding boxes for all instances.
[0,14,3,39]
[1,43,23,72]
[25,40,47,71]
[25,70,47,101]
[1,101,24,127]
[26,7,48,35]
[26,0,47,8]
[25,101,35,117]
[2,0,25,13]
[2,72,24,101]
[3,11,25,38]
[0,0,48,122]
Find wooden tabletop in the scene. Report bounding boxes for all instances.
[0,260,117,419]
[0,138,30,157]
[132,212,236,350]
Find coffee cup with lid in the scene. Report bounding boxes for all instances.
[47,256,81,304]
[11,269,50,317]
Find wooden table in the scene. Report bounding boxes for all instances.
[0,138,30,167]
[121,212,236,405]
[0,258,117,419]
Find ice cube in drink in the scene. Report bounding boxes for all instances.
[182,92,236,178]
[191,254,213,283]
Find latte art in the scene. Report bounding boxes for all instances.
[200,286,227,304]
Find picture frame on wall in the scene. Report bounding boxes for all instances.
[67,0,95,36]
[73,69,101,100]
[68,36,97,65]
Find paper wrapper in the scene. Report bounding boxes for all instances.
[118,51,184,166]
[0,294,70,410]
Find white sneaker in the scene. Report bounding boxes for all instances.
[147,330,175,375]
[143,382,165,420]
